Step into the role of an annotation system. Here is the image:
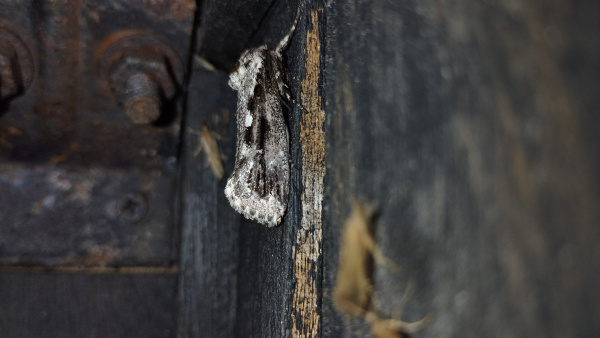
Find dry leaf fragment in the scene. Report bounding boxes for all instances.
[333,198,430,337]
[189,123,225,179]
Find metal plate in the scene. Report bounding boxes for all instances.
[0,0,195,267]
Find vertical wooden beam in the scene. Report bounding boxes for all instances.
[291,7,326,337]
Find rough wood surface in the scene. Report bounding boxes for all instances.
[180,1,324,337]
[3,0,599,337]
[176,70,240,337]
[183,0,600,336]
[291,7,326,338]
[321,0,600,337]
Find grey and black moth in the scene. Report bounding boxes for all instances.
[224,13,299,227]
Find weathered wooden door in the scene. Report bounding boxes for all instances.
[2,1,600,337]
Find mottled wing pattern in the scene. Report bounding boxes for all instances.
[225,47,290,227]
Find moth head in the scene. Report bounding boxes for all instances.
[229,46,267,91]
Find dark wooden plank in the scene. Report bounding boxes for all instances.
[322,0,600,337]
[176,70,240,337]
[180,0,600,337]
[180,1,323,337]
[232,3,325,336]
[0,271,177,338]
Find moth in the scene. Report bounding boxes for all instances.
[224,11,299,227]
[333,199,431,337]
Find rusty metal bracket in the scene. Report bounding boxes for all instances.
[0,1,195,267]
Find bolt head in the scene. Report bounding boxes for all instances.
[125,96,162,124]
[98,33,184,125]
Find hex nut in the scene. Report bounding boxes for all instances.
[98,33,184,124]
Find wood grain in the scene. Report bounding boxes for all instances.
[5,0,599,337]
[322,0,600,337]
[291,7,326,337]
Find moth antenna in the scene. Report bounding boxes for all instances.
[279,93,310,115]
[276,8,301,55]
[290,97,310,114]
[193,55,227,74]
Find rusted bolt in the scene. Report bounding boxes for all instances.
[98,32,184,125]
[0,27,33,103]
[123,72,162,124]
